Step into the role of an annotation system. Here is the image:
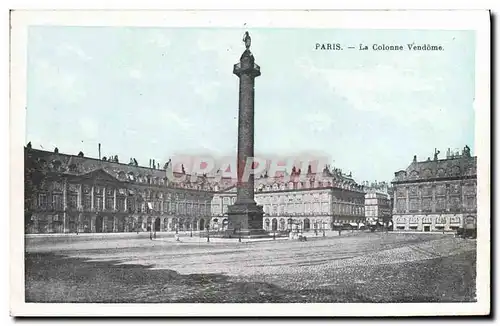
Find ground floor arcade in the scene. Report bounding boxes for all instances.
[25,212,213,234]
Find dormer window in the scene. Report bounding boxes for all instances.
[68,163,78,173]
[52,160,62,172]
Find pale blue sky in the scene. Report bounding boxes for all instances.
[26,27,475,182]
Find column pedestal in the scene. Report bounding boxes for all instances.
[226,202,267,238]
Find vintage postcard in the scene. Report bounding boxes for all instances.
[10,10,490,317]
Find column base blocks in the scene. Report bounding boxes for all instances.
[225,202,269,238]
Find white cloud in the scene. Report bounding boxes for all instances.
[190,80,221,104]
[305,111,333,132]
[129,68,143,80]
[297,58,449,127]
[32,60,87,104]
[161,110,194,131]
[55,43,92,61]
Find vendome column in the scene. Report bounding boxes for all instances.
[227,32,266,237]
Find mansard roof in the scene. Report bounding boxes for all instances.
[24,148,214,191]
[25,147,365,193]
[392,154,477,183]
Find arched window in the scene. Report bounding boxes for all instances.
[279,218,286,231]
[265,218,270,231]
[304,218,311,231]
[271,218,278,231]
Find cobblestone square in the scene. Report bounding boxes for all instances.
[25,232,476,303]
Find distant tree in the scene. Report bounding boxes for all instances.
[24,151,45,232]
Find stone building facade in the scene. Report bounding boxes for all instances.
[24,147,214,234]
[210,167,365,232]
[364,189,392,228]
[391,146,477,232]
[25,147,366,234]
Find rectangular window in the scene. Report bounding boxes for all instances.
[38,193,48,209]
[422,186,432,197]
[95,196,103,211]
[435,197,446,212]
[449,196,461,212]
[127,197,136,213]
[68,193,78,209]
[422,197,432,212]
[117,197,125,212]
[397,199,406,212]
[409,198,419,212]
[465,196,476,209]
[322,202,329,213]
[105,197,114,211]
[52,193,63,211]
[436,185,446,196]
[83,194,91,210]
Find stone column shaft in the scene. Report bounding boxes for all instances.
[236,73,257,204]
[226,46,265,236]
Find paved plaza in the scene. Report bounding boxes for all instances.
[25,232,476,303]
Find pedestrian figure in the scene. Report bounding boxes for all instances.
[338,229,341,236]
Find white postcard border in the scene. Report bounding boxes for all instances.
[9,9,491,317]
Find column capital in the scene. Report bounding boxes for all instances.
[234,50,261,77]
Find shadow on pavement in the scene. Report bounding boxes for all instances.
[25,250,476,303]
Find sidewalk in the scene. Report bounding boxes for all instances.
[155,235,290,244]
